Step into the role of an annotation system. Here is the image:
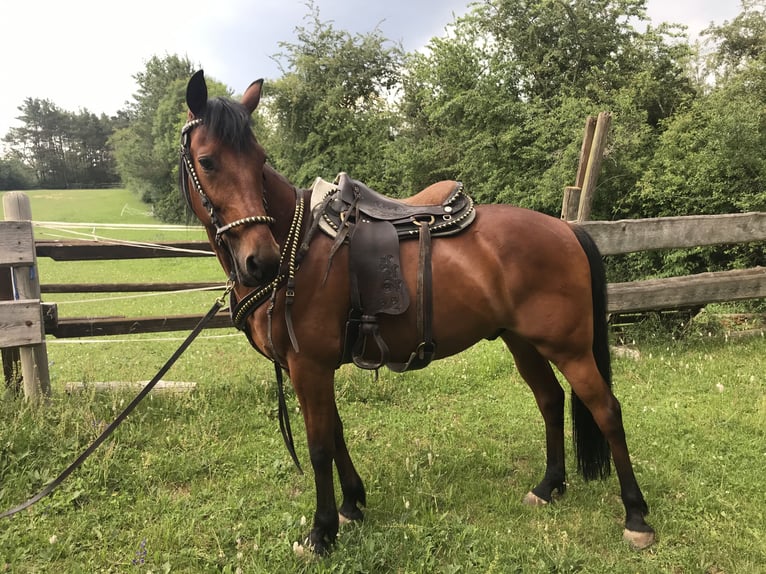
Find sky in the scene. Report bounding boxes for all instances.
[0,0,743,142]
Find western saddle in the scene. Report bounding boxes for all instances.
[310,173,476,372]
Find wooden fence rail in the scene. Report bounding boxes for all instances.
[579,212,766,313]
[580,212,766,255]
[607,268,765,313]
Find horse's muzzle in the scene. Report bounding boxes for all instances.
[239,251,280,287]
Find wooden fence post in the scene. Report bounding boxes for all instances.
[2,192,51,399]
[575,116,598,189]
[561,115,596,221]
[577,112,611,222]
[561,186,582,221]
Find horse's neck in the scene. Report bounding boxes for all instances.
[264,164,302,244]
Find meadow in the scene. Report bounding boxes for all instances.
[1,189,765,573]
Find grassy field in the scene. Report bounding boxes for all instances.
[20,188,224,320]
[1,189,765,572]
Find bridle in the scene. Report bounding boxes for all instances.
[179,116,308,341]
[179,115,306,472]
[180,117,275,245]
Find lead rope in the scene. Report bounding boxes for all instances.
[0,285,233,519]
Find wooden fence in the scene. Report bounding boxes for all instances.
[1,194,51,399]
[584,213,765,313]
[32,211,766,331]
[2,191,765,398]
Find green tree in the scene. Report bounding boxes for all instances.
[65,110,120,186]
[0,157,35,190]
[396,0,695,214]
[262,4,404,191]
[4,98,69,187]
[703,0,766,79]
[396,15,532,199]
[2,100,119,188]
[110,55,231,221]
[624,4,766,279]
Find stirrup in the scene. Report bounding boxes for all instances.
[352,316,389,370]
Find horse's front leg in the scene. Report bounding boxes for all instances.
[290,360,341,554]
[333,403,366,523]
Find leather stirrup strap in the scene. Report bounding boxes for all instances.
[388,220,436,372]
[417,221,434,358]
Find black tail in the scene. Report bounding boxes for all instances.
[570,226,612,481]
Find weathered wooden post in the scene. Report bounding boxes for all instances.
[1,266,22,393]
[562,115,596,221]
[2,192,51,399]
[561,186,582,221]
[577,112,611,222]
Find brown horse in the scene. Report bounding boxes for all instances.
[179,70,655,554]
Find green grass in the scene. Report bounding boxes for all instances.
[16,188,224,319]
[1,189,765,572]
[21,188,157,224]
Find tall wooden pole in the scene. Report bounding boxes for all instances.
[575,116,598,189]
[561,115,597,221]
[0,267,22,393]
[577,112,611,222]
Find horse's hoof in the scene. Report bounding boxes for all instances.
[293,537,329,558]
[292,540,314,558]
[338,503,364,524]
[523,491,549,506]
[623,528,656,550]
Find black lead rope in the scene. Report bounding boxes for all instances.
[0,293,229,520]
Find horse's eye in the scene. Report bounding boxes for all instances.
[198,157,215,172]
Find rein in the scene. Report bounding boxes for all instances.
[0,288,231,520]
[232,188,307,474]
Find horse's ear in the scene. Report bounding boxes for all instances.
[242,79,264,114]
[186,70,208,118]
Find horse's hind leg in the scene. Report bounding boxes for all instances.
[333,403,366,523]
[557,354,655,549]
[504,333,567,504]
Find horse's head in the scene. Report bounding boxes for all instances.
[180,70,281,287]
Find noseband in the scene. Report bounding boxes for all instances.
[180,118,275,244]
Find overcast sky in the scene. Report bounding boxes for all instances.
[0,0,743,140]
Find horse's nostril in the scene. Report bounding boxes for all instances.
[246,255,279,283]
[246,255,263,280]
